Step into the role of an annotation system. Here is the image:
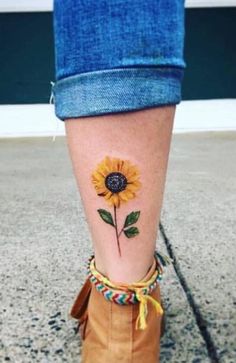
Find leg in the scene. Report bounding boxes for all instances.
[64,106,175,283]
[52,1,185,361]
[65,106,175,363]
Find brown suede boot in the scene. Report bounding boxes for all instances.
[70,255,164,363]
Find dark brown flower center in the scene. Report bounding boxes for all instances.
[105,172,127,193]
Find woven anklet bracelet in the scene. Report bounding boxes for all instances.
[87,251,171,330]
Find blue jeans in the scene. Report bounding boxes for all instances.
[52,0,186,121]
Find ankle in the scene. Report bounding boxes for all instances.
[95,255,155,284]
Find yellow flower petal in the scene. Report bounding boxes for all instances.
[109,194,117,207]
[99,165,110,177]
[117,159,124,172]
[113,158,120,172]
[124,190,135,199]
[95,187,107,195]
[104,191,113,200]
[114,194,120,207]
[104,156,113,171]
[92,171,104,181]
[127,183,141,192]
[118,191,129,202]
[127,173,139,182]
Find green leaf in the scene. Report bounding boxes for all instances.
[124,211,140,228]
[97,209,115,226]
[124,226,139,238]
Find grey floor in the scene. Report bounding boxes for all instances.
[0,132,235,363]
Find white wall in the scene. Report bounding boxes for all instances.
[0,100,236,137]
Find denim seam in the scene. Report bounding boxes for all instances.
[52,67,184,120]
[53,66,184,87]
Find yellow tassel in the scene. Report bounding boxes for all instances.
[135,293,148,330]
[135,292,163,330]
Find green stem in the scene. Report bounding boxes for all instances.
[114,205,121,257]
[118,227,124,238]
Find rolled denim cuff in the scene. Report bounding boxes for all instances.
[52,67,184,121]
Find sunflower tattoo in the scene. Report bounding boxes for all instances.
[91,156,142,257]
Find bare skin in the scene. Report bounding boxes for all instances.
[64,106,175,283]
